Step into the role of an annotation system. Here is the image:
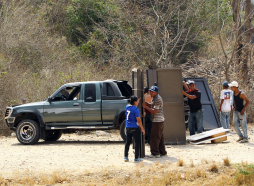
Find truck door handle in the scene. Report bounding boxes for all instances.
[73,103,79,106]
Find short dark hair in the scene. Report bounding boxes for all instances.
[129,95,138,105]
[144,87,149,93]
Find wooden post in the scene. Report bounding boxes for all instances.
[132,69,145,158]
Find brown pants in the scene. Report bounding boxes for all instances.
[150,122,167,156]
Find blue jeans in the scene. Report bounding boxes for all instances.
[233,111,248,140]
[188,110,203,136]
[220,111,230,129]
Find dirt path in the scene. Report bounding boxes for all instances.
[1,126,254,179]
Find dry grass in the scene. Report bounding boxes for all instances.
[223,157,231,167]
[210,164,219,173]
[196,168,207,178]
[177,158,184,166]
[190,160,195,167]
[1,162,254,186]
[201,159,209,164]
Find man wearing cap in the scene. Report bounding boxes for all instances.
[182,80,203,135]
[229,81,250,143]
[142,86,167,158]
[219,81,233,129]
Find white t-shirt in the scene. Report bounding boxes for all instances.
[220,89,233,112]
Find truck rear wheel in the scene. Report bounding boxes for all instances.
[120,120,126,142]
[45,130,63,141]
[16,119,40,145]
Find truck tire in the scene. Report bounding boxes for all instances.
[16,119,40,145]
[120,120,126,142]
[45,130,63,141]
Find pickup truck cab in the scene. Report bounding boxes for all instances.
[5,80,132,144]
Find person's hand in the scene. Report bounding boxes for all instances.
[141,128,145,135]
[240,109,245,115]
[219,108,221,112]
[142,102,147,108]
[232,105,235,111]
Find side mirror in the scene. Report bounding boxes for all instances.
[48,97,52,104]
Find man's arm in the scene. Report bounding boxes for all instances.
[219,99,224,112]
[183,81,189,91]
[240,92,250,115]
[136,117,145,135]
[182,90,197,99]
[142,103,158,114]
[230,91,234,106]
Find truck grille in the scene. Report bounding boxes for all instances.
[5,107,12,119]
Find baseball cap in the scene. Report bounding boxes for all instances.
[188,80,196,85]
[222,81,229,87]
[229,81,238,87]
[149,86,159,92]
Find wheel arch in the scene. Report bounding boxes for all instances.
[13,110,44,128]
[115,110,125,128]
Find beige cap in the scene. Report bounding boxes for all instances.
[229,81,238,87]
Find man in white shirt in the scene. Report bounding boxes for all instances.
[219,81,233,129]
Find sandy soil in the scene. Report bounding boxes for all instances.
[0,125,254,179]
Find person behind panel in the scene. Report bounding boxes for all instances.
[144,87,152,145]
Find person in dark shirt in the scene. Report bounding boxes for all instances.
[182,81,203,135]
[229,81,250,143]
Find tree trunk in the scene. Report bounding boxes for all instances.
[232,0,242,64]
[242,0,252,83]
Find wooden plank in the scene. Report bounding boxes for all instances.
[211,136,227,143]
[188,127,229,141]
[211,132,227,143]
[190,133,230,145]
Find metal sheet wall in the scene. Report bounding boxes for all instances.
[147,68,186,145]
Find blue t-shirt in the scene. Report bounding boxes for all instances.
[125,105,140,128]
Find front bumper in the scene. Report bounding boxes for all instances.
[5,117,15,128]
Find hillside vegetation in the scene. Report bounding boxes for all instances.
[0,0,253,134]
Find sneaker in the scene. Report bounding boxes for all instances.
[160,154,167,157]
[240,139,248,143]
[236,137,243,142]
[124,157,129,162]
[134,158,143,162]
[148,154,160,158]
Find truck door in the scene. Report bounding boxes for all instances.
[43,86,83,125]
[82,83,102,125]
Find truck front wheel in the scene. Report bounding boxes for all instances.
[16,119,40,145]
[120,120,126,142]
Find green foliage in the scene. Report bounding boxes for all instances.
[236,164,254,176]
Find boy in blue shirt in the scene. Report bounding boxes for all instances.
[124,96,145,162]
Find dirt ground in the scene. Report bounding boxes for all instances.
[1,125,254,182]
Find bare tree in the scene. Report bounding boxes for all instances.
[89,0,213,69]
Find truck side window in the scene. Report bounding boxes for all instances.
[102,83,115,96]
[85,84,96,102]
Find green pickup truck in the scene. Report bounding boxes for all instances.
[4,80,132,145]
